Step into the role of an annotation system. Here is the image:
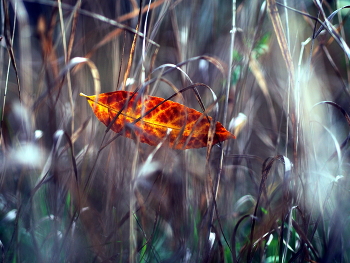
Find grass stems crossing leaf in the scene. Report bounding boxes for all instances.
[81,91,235,149]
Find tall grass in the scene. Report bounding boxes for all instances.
[1,0,350,262]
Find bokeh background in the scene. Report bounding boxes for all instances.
[1,0,350,262]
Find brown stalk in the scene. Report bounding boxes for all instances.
[117,0,166,23]
[121,0,143,91]
[266,0,295,84]
[266,0,297,172]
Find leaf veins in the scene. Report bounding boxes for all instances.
[81,91,235,149]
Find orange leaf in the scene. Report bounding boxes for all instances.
[80,91,235,149]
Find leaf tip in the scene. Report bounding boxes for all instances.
[80,93,88,98]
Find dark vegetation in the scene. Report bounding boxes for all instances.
[1,0,350,262]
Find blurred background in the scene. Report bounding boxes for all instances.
[1,0,350,262]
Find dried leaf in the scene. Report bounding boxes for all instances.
[81,91,235,149]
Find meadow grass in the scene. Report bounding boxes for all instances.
[1,0,350,262]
